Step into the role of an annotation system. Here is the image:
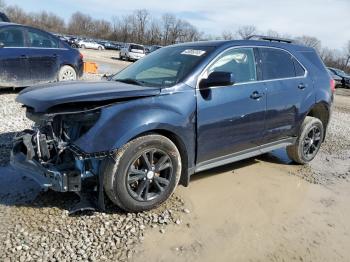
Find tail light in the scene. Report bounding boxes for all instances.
[330,79,335,93]
[79,53,84,60]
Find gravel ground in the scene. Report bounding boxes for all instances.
[0,79,189,261]
[289,93,350,185]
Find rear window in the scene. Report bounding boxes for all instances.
[260,48,296,80]
[130,45,144,51]
[300,51,327,73]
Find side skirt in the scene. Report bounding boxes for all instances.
[194,137,296,173]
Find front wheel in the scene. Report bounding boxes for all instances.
[287,116,324,164]
[103,135,182,212]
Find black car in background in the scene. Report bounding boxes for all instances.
[0,22,83,89]
[0,12,10,22]
[99,41,121,50]
[145,45,162,54]
[328,67,350,88]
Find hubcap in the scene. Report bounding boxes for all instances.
[303,126,322,160]
[61,70,75,81]
[126,149,173,202]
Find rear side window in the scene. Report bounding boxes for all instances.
[0,27,25,47]
[27,28,59,48]
[293,58,305,77]
[300,51,327,73]
[260,48,296,80]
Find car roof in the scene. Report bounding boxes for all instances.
[0,22,19,26]
[173,39,314,52]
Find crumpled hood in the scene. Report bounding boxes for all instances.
[17,81,161,113]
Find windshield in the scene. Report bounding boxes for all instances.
[113,46,214,87]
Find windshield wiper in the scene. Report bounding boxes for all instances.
[115,78,144,86]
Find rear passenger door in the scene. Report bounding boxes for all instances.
[25,28,60,84]
[0,26,31,88]
[258,47,313,144]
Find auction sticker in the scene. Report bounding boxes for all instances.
[181,49,206,56]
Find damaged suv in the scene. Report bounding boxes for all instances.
[12,36,333,212]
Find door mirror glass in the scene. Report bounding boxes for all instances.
[200,71,235,89]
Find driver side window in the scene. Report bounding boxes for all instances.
[206,48,257,84]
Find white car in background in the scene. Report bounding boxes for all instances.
[119,43,146,61]
[78,40,104,50]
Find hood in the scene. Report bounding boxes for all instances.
[17,81,161,113]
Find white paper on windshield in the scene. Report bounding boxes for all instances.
[181,49,206,56]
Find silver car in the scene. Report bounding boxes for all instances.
[119,43,146,61]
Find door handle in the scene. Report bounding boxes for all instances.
[298,83,306,90]
[19,55,28,59]
[250,91,263,100]
[52,54,58,58]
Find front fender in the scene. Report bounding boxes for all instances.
[74,88,196,161]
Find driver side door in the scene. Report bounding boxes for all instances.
[196,47,267,170]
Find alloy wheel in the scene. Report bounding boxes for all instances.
[126,149,173,202]
[302,126,322,160]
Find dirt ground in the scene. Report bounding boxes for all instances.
[79,49,131,75]
[133,89,350,262]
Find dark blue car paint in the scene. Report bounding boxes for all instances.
[14,39,333,185]
[0,23,83,88]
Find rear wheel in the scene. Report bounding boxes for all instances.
[98,46,102,51]
[103,135,182,212]
[58,65,77,81]
[81,44,86,49]
[287,116,324,164]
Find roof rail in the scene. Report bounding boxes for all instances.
[246,35,294,44]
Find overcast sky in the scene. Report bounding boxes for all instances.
[8,0,350,49]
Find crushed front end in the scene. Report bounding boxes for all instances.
[11,107,110,194]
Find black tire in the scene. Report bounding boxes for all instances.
[81,45,86,49]
[98,46,102,51]
[103,135,182,212]
[287,116,324,164]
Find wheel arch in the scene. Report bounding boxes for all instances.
[130,129,191,187]
[304,101,330,140]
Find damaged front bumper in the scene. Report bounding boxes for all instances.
[11,131,82,192]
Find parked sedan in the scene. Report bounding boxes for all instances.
[100,41,121,50]
[0,22,83,89]
[78,40,104,50]
[327,69,343,88]
[328,67,350,88]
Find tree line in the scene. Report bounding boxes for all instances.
[1,1,349,72]
[1,1,201,46]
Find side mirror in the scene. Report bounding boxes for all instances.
[199,71,235,89]
[0,42,4,48]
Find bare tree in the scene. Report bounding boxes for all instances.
[237,25,257,39]
[162,13,176,45]
[345,40,350,68]
[221,30,235,40]
[295,35,322,52]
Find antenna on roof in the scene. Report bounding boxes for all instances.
[246,35,294,44]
